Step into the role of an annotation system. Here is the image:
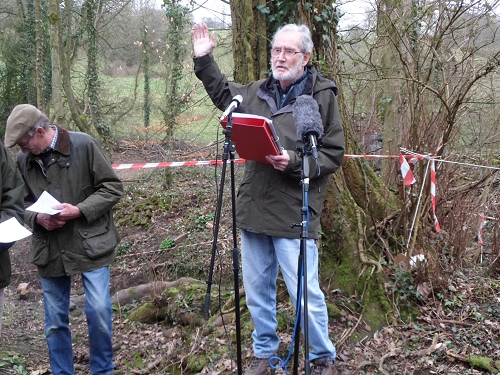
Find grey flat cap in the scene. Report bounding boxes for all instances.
[5,104,42,148]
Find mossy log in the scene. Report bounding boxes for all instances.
[117,277,224,325]
[112,277,204,306]
[447,351,500,373]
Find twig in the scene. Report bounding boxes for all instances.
[411,333,440,357]
[130,356,167,374]
[378,347,400,375]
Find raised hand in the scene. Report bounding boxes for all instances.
[191,23,216,57]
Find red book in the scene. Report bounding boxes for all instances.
[220,113,283,164]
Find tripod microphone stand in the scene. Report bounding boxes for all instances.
[203,112,243,375]
[292,143,317,375]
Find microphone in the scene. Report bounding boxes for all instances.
[220,95,243,122]
[293,95,323,160]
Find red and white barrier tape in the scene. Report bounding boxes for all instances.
[112,159,245,169]
[399,153,416,185]
[111,153,429,170]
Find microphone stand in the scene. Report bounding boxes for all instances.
[292,143,314,375]
[203,112,243,375]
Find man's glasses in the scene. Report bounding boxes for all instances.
[271,48,303,57]
[18,136,32,149]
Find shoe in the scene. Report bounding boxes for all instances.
[244,357,272,375]
[311,358,338,375]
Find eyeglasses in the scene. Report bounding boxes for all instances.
[18,136,32,149]
[271,47,303,57]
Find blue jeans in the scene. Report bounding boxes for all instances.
[40,266,114,375]
[240,230,336,361]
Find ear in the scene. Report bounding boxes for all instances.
[302,51,311,66]
[35,127,45,137]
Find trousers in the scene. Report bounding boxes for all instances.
[240,229,336,361]
[40,266,114,375]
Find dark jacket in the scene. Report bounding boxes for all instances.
[194,53,345,239]
[0,143,25,288]
[17,127,123,277]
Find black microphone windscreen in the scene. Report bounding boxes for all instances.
[293,95,324,140]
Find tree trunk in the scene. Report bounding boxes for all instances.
[61,0,92,134]
[315,2,399,332]
[34,0,45,109]
[378,0,403,188]
[230,0,255,84]
[48,0,66,125]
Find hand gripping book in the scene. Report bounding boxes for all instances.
[220,113,283,164]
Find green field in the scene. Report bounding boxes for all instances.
[93,29,236,148]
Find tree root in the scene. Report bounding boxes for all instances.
[356,209,382,273]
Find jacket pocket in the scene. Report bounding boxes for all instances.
[30,234,50,267]
[77,224,118,259]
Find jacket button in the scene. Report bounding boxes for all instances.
[84,232,88,236]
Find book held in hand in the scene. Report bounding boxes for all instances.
[220,113,283,164]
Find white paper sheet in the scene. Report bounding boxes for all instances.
[26,191,63,215]
[0,217,32,243]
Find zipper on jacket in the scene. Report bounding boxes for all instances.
[34,158,48,178]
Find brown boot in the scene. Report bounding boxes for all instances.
[311,358,338,375]
[244,357,273,375]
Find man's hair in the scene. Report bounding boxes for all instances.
[27,113,51,137]
[272,24,313,54]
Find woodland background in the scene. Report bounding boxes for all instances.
[1,0,500,374]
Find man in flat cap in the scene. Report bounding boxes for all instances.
[5,104,123,375]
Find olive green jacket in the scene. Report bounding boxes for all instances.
[0,143,24,288]
[17,127,123,277]
[194,53,345,239]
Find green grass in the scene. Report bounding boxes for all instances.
[13,28,236,156]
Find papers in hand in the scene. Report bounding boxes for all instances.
[0,217,32,243]
[27,191,63,215]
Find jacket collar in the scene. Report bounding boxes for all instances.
[51,126,71,155]
[25,125,71,166]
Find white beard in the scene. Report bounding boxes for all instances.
[271,54,304,82]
